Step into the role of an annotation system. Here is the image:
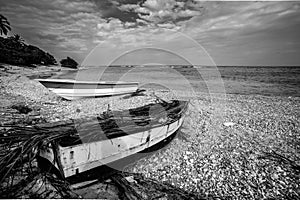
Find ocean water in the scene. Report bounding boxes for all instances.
[55,66,300,97]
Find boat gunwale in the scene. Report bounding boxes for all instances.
[58,116,181,149]
[35,78,139,85]
[57,100,189,148]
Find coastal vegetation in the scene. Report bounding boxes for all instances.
[0,14,56,66]
[0,14,11,36]
[0,36,57,66]
[60,57,78,69]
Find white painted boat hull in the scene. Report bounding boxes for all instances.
[49,87,139,100]
[39,117,184,178]
[35,78,139,100]
[38,100,188,178]
[64,117,183,177]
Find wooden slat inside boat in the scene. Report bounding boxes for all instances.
[38,100,188,178]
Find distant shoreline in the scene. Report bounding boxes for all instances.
[79,65,300,68]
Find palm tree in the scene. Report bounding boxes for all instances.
[12,34,25,43]
[0,14,11,36]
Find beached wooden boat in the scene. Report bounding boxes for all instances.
[38,100,188,178]
[35,78,139,100]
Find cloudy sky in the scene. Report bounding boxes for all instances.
[0,0,300,66]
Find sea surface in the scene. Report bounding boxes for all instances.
[55,66,300,97]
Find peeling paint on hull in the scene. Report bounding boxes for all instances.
[38,101,188,178]
[39,117,184,178]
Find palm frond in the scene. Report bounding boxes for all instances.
[0,14,11,35]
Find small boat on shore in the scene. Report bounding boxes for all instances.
[38,100,188,178]
[35,78,139,100]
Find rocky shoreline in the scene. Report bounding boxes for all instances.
[1,64,300,199]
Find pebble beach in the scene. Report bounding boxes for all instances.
[1,64,299,199]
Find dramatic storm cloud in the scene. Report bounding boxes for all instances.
[0,0,300,66]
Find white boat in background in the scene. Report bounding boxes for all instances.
[38,100,188,178]
[35,78,139,100]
